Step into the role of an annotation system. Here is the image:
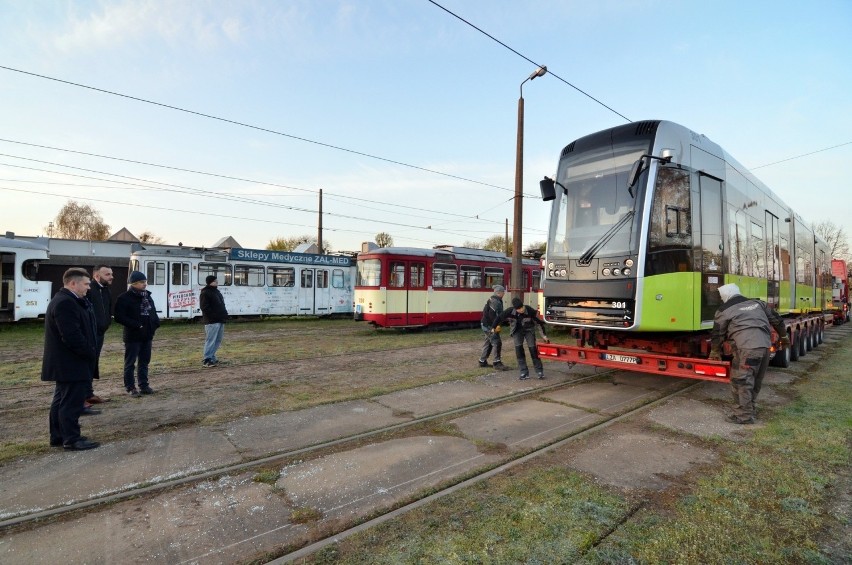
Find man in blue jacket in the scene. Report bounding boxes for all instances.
[114,271,160,397]
[42,268,100,450]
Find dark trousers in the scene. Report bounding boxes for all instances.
[730,346,770,420]
[124,339,152,391]
[513,329,543,377]
[88,332,105,398]
[49,381,88,445]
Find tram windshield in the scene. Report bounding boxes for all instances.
[549,139,648,261]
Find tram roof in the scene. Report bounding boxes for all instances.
[0,236,49,252]
[358,246,539,266]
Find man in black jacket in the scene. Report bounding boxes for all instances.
[200,275,228,367]
[42,268,100,450]
[492,298,550,380]
[85,264,114,405]
[114,271,160,397]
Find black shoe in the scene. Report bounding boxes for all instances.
[81,407,101,415]
[202,360,218,368]
[128,388,141,398]
[64,439,100,450]
[51,435,87,447]
[537,372,545,379]
[140,386,154,395]
[493,362,508,371]
[519,374,530,380]
[478,360,491,368]
[725,414,755,425]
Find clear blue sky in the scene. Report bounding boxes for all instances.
[1,0,850,253]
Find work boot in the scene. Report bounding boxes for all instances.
[493,361,508,371]
[519,373,530,380]
[725,414,755,425]
[478,360,491,368]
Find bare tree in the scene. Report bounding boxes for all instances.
[50,200,110,240]
[482,235,512,254]
[375,232,393,248]
[524,241,547,257]
[138,231,165,244]
[266,234,332,252]
[814,220,851,261]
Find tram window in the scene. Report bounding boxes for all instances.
[356,259,381,287]
[750,222,764,278]
[171,263,190,286]
[234,265,264,287]
[432,263,458,288]
[146,261,166,285]
[21,259,39,281]
[317,270,329,289]
[301,270,313,288]
[331,269,345,289]
[129,259,139,273]
[269,267,295,287]
[199,262,232,286]
[532,270,541,292]
[389,262,405,288]
[410,263,425,288]
[460,265,482,288]
[484,268,504,288]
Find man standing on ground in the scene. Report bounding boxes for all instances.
[478,284,507,370]
[492,297,549,380]
[42,268,100,450]
[710,283,789,424]
[200,275,228,367]
[115,271,160,397]
[85,264,113,409]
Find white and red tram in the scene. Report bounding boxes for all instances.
[354,245,541,328]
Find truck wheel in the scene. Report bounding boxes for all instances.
[790,331,800,361]
[772,341,791,368]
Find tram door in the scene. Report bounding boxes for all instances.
[386,260,426,325]
[698,174,724,323]
[144,260,193,319]
[0,252,13,317]
[299,268,332,315]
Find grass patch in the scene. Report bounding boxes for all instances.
[291,505,324,524]
[252,468,280,485]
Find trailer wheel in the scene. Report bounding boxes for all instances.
[814,324,823,347]
[798,330,808,357]
[790,330,801,361]
[772,341,791,368]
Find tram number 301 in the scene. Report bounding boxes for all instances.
[611,301,627,309]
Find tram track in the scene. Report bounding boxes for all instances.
[0,368,627,531]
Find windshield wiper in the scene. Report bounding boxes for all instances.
[577,210,635,265]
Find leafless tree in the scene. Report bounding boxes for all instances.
[375,232,393,248]
[266,235,332,252]
[814,220,851,261]
[138,231,165,244]
[49,200,110,240]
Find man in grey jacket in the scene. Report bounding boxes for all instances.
[710,283,788,424]
[478,285,507,370]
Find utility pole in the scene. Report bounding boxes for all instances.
[505,219,509,256]
[317,188,323,254]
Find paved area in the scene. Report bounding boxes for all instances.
[2,325,849,563]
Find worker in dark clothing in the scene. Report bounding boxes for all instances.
[114,271,160,397]
[200,275,229,367]
[42,268,100,450]
[84,264,114,407]
[710,283,789,424]
[492,297,549,380]
[479,285,507,370]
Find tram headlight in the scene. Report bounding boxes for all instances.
[548,262,555,270]
[560,269,567,277]
[612,268,621,276]
[602,268,611,276]
[625,259,634,267]
[623,268,631,276]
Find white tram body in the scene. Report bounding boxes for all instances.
[0,235,52,322]
[354,245,542,328]
[129,247,355,320]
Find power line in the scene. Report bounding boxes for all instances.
[426,0,631,122]
[751,141,852,170]
[0,65,516,192]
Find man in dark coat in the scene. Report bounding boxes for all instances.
[710,283,789,424]
[199,275,228,367]
[84,264,114,405]
[114,271,160,397]
[42,268,100,450]
[478,285,507,370]
[492,298,550,380]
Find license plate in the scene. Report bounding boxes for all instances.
[603,353,640,364]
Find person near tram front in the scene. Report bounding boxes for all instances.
[492,297,550,380]
[709,283,789,424]
[200,275,228,368]
[479,285,507,370]
[84,264,114,410]
[114,271,160,397]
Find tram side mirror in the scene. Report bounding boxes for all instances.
[540,177,556,202]
[627,158,645,192]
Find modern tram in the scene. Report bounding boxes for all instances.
[0,235,52,322]
[129,246,356,320]
[537,120,832,376]
[354,245,541,328]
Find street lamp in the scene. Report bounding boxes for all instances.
[512,65,547,301]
